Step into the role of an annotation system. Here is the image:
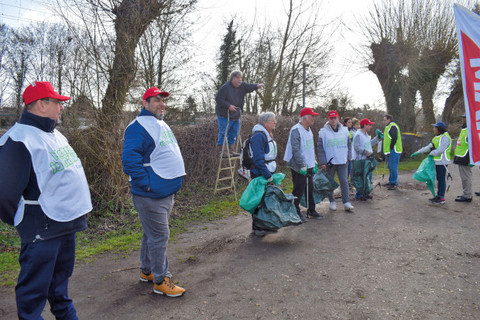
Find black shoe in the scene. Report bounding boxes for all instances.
[364,194,373,199]
[429,196,438,202]
[455,196,472,202]
[475,192,480,197]
[307,210,325,219]
[297,212,307,223]
[252,229,266,237]
[387,184,397,190]
[431,196,445,204]
[383,182,393,187]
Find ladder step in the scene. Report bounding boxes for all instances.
[216,186,233,192]
[218,177,233,181]
[220,167,235,171]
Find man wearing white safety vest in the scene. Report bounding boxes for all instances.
[284,107,321,222]
[318,110,354,212]
[122,87,186,297]
[0,81,92,319]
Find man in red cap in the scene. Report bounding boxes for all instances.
[352,118,381,200]
[122,87,186,297]
[318,110,354,212]
[0,81,92,319]
[284,107,320,221]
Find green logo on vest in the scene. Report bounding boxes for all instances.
[49,145,81,174]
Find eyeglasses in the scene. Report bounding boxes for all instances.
[41,98,63,105]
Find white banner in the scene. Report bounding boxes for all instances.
[454,4,480,165]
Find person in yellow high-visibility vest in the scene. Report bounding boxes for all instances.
[411,121,452,204]
[453,114,472,202]
[382,114,402,190]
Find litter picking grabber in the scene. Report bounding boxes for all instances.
[443,162,453,193]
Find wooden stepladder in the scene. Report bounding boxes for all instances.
[214,115,242,199]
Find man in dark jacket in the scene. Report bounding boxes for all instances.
[215,70,264,156]
[122,87,186,297]
[0,81,92,319]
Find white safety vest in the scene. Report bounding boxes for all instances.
[0,123,92,226]
[132,116,185,179]
[352,130,373,160]
[283,123,316,168]
[252,124,277,173]
[319,125,349,164]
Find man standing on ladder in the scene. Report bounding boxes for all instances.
[215,70,264,157]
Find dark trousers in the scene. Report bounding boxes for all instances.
[291,168,315,213]
[16,233,78,320]
[435,165,447,198]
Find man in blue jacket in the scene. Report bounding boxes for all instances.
[122,87,186,297]
[215,71,264,156]
[0,81,92,319]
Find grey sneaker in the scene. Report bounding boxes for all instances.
[253,229,266,237]
[344,202,354,212]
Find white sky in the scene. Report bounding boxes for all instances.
[1,0,454,113]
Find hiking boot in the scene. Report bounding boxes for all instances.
[329,202,337,211]
[455,196,472,202]
[475,192,480,197]
[431,197,445,204]
[229,146,240,157]
[253,229,266,237]
[307,210,325,219]
[154,277,185,297]
[140,272,154,282]
[386,184,397,190]
[344,202,354,212]
[429,196,438,202]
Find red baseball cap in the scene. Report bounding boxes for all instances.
[22,81,70,105]
[360,118,375,126]
[143,87,169,100]
[300,107,319,117]
[327,110,339,118]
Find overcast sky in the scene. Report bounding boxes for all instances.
[2,0,454,112]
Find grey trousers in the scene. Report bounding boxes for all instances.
[458,165,472,198]
[326,163,350,204]
[132,194,174,284]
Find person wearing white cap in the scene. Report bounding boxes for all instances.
[411,121,452,204]
[0,81,92,319]
[122,87,186,297]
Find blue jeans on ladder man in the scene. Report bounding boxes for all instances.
[217,115,239,146]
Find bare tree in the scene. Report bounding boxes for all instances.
[359,0,460,132]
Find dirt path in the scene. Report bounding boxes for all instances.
[1,169,480,319]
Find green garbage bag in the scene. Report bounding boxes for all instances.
[300,170,339,207]
[413,156,435,196]
[253,184,302,230]
[239,173,286,214]
[352,158,377,195]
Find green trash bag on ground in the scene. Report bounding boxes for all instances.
[352,158,377,196]
[239,173,286,214]
[253,184,302,230]
[413,156,435,197]
[300,170,339,207]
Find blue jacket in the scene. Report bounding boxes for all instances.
[250,131,272,179]
[0,110,87,243]
[122,109,183,198]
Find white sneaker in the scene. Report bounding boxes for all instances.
[329,201,337,211]
[344,202,354,212]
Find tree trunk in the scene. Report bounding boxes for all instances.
[100,0,164,128]
[442,79,464,124]
[419,81,437,133]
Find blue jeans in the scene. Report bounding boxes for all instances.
[435,165,447,198]
[132,194,173,284]
[388,151,400,186]
[217,116,239,146]
[16,233,78,320]
[327,164,350,204]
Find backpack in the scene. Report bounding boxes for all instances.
[241,131,268,170]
